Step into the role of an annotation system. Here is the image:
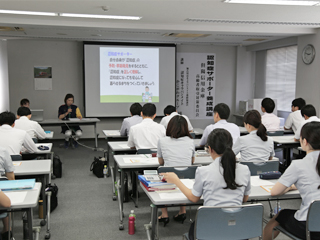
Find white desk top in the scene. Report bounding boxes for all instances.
[35,143,53,153]
[45,131,54,139]
[193,128,204,135]
[14,160,51,176]
[39,118,100,124]
[102,130,126,138]
[238,127,293,135]
[271,135,297,144]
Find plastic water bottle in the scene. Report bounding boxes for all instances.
[103,165,107,178]
[129,210,136,228]
[274,202,281,214]
[128,216,135,235]
[115,181,118,196]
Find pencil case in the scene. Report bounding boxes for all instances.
[259,171,281,179]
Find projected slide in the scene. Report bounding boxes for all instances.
[100,47,159,103]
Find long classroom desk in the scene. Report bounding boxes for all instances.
[238,126,294,135]
[271,135,300,167]
[22,143,54,162]
[39,118,100,148]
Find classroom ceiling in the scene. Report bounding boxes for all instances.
[0,0,319,46]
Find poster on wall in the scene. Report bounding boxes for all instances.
[176,53,216,119]
[34,66,52,90]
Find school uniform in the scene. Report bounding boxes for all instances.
[14,116,47,139]
[284,110,304,133]
[261,113,280,131]
[157,136,195,166]
[232,130,274,162]
[127,118,166,150]
[119,115,143,136]
[275,151,320,239]
[0,147,15,176]
[0,124,37,155]
[294,116,320,140]
[199,120,240,146]
[160,112,193,132]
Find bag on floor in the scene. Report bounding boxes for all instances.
[46,183,58,212]
[53,154,62,178]
[90,157,107,178]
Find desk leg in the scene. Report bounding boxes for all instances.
[26,208,33,240]
[94,123,98,148]
[117,169,125,230]
[111,158,118,201]
[42,175,47,222]
[150,204,158,240]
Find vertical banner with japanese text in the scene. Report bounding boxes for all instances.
[176,53,216,119]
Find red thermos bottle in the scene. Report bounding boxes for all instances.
[128,216,135,235]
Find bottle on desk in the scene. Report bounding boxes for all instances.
[128,210,136,235]
[103,165,108,178]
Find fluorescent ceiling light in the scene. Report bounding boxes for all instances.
[59,13,142,20]
[223,0,320,6]
[0,10,57,16]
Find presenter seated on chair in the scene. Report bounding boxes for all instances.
[58,93,82,149]
[161,128,251,240]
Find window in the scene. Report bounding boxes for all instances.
[265,45,297,112]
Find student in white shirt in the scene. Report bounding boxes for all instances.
[14,107,46,140]
[233,110,274,162]
[261,97,280,131]
[0,111,38,155]
[284,98,305,133]
[264,122,320,240]
[200,103,240,146]
[294,104,320,141]
[159,105,193,132]
[20,98,30,108]
[127,103,166,150]
[161,128,251,240]
[157,115,195,226]
[119,103,143,136]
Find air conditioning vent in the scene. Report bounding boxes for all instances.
[163,33,211,38]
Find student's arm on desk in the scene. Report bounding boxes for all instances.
[5,172,14,180]
[0,192,11,208]
[271,182,296,196]
[294,138,300,142]
[160,172,201,203]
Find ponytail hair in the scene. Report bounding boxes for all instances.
[207,128,242,190]
[243,110,267,141]
[300,122,320,189]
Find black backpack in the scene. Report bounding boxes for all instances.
[53,155,62,178]
[90,157,107,178]
[46,183,58,212]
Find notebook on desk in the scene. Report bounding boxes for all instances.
[0,179,36,191]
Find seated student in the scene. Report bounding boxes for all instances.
[263,122,320,240]
[161,129,251,240]
[119,103,143,136]
[159,105,193,132]
[157,115,195,226]
[14,107,46,140]
[294,104,320,142]
[20,98,30,108]
[199,103,240,146]
[58,93,82,148]
[0,111,37,155]
[233,110,274,162]
[127,103,165,150]
[261,97,280,131]
[284,98,306,133]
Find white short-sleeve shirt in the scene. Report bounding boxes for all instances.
[157,136,195,166]
[232,130,274,162]
[0,147,15,175]
[261,113,280,132]
[119,115,143,136]
[199,120,240,146]
[160,112,193,132]
[192,157,251,206]
[278,151,320,221]
[294,116,320,140]
[127,118,166,150]
[14,116,47,139]
[0,125,37,155]
[284,110,304,133]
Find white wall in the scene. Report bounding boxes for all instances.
[0,40,9,112]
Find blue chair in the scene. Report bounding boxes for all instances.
[10,155,22,161]
[272,200,320,240]
[157,165,199,179]
[183,203,264,240]
[240,160,279,176]
[190,132,196,139]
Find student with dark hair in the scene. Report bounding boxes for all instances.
[261,97,280,131]
[20,98,30,108]
[0,111,37,155]
[284,98,306,133]
[160,105,193,132]
[15,107,46,140]
[294,104,320,142]
[119,103,142,136]
[127,103,165,149]
[264,122,320,240]
[161,128,251,240]
[157,115,195,226]
[58,93,82,148]
[233,110,274,162]
[200,103,240,146]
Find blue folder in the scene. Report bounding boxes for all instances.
[0,179,36,191]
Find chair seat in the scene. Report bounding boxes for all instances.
[273,225,302,240]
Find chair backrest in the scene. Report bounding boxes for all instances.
[190,132,196,139]
[240,160,279,176]
[10,155,22,161]
[267,130,284,136]
[194,204,263,240]
[137,149,157,154]
[306,200,320,239]
[158,165,199,179]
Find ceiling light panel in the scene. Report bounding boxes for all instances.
[0,10,57,16]
[223,0,320,6]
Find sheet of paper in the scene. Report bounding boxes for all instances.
[251,176,275,186]
[158,192,186,200]
[180,179,194,189]
[34,78,52,90]
[119,144,130,149]
[4,192,27,204]
[123,157,158,164]
[13,162,22,166]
